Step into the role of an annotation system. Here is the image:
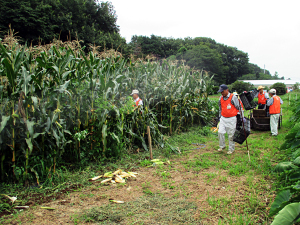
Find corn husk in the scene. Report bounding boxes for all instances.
[15,206,29,209]
[113,169,122,175]
[104,172,113,178]
[115,175,125,183]
[151,159,161,162]
[110,199,124,204]
[89,175,103,181]
[41,207,55,210]
[127,172,137,177]
[120,172,131,178]
[101,178,112,183]
[1,194,17,203]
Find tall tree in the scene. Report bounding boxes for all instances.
[0,0,127,53]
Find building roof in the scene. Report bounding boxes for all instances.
[240,80,300,85]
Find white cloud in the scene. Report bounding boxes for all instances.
[110,0,300,80]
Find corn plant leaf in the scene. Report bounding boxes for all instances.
[31,96,38,109]
[289,171,300,181]
[0,116,10,133]
[64,130,72,136]
[271,202,300,225]
[30,168,40,185]
[62,70,73,80]
[26,120,35,137]
[20,66,32,96]
[33,133,43,139]
[292,181,300,190]
[111,132,120,143]
[25,138,33,154]
[269,189,292,217]
[102,124,107,150]
[2,58,15,89]
[56,80,71,93]
[275,162,294,172]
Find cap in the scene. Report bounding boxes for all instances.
[269,89,276,94]
[130,89,139,95]
[217,84,228,93]
[233,92,238,96]
[257,85,265,90]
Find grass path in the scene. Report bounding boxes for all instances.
[1,94,294,225]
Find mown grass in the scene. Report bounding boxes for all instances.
[72,194,198,225]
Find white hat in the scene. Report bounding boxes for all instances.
[130,89,139,95]
[269,89,276,94]
[233,92,238,96]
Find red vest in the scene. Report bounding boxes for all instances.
[239,100,244,110]
[136,99,142,106]
[269,96,281,114]
[133,99,142,107]
[258,92,267,104]
[220,94,239,118]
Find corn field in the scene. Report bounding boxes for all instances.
[0,35,216,184]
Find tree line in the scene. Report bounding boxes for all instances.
[0,0,282,85]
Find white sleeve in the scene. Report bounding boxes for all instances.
[265,92,269,99]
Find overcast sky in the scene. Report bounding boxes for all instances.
[109,0,300,80]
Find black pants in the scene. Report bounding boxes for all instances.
[258,104,266,109]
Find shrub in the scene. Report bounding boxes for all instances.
[270,82,286,95]
[293,82,300,91]
[228,81,254,94]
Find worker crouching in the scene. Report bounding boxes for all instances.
[218,84,241,154]
[267,89,283,136]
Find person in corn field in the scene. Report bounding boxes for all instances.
[267,89,283,136]
[131,89,143,106]
[254,85,269,109]
[218,85,241,154]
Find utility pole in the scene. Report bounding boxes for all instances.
[264,64,265,74]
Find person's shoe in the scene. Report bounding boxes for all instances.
[218,147,225,152]
[227,151,234,154]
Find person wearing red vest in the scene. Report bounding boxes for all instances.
[255,85,269,109]
[267,89,283,136]
[131,89,143,107]
[217,85,241,154]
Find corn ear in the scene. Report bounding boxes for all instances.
[151,159,160,162]
[104,172,113,178]
[115,175,125,183]
[1,194,17,203]
[15,206,29,209]
[110,199,124,204]
[41,207,55,210]
[89,175,103,181]
[101,178,112,183]
[113,169,122,175]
